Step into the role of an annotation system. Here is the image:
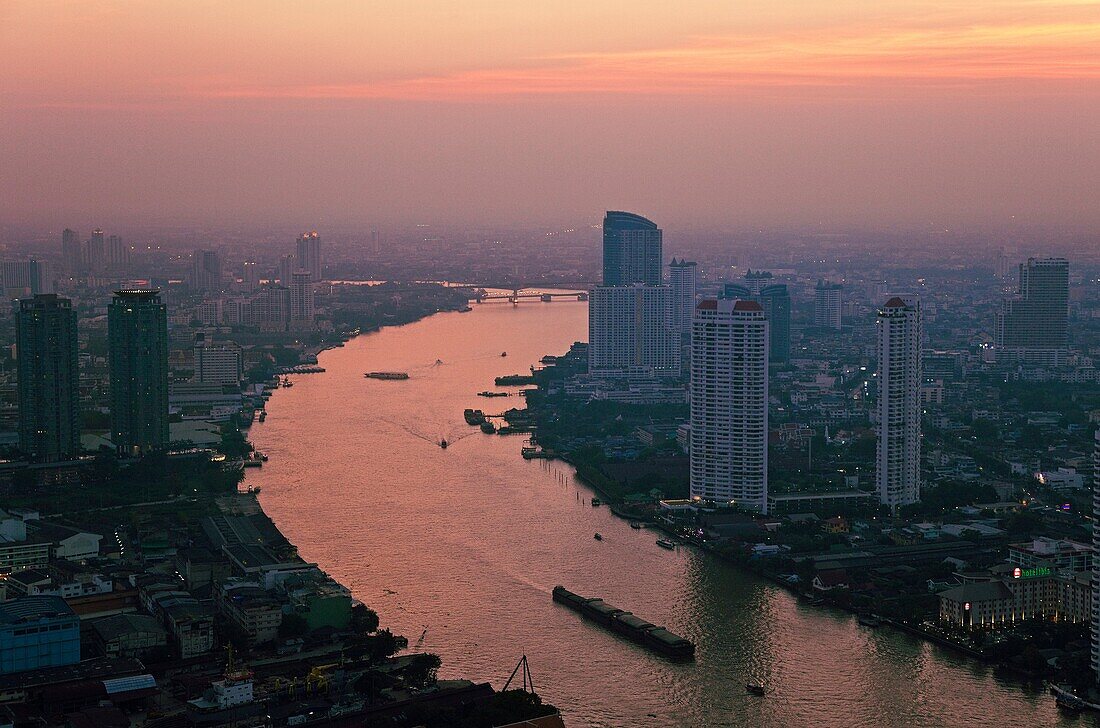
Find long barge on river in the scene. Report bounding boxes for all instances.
[552,586,695,660]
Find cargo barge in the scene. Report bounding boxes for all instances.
[552,586,695,660]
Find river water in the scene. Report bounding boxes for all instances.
[248,300,1070,728]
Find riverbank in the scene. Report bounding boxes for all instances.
[518,348,1079,710]
[246,297,1073,727]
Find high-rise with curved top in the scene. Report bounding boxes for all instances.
[602,211,662,286]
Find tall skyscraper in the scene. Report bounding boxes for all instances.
[995,257,1069,365]
[2,260,51,296]
[814,279,843,329]
[602,211,662,286]
[85,229,105,274]
[668,259,697,335]
[758,284,790,364]
[289,271,316,329]
[1092,428,1099,683]
[191,249,223,291]
[296,231,323,281]
[278,254,295,285]
[108,291,169,456]
[105,234,129,270]
[61,229,83,276]
[241,260,261,292]
[876,296,922,510]
[588,285,679,376]
[16,295,80,463]
[720,279,790,363]
[689,298,769,512]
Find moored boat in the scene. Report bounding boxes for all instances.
[656,539,675,550]
[746,683,766,696]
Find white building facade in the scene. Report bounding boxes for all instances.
[689,299,769,512]
[588,284,679,377]
[876,296,923,510]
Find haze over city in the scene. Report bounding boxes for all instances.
[3,0,1100,230]
[2,3,1100,728]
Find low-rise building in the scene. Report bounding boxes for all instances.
[0,596,80,674]
[90,614,168,659]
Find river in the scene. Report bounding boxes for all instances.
[247,299,1070,728]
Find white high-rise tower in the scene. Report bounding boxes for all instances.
[689,298,769,513]
[876,296,922,510]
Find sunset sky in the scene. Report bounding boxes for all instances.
[2,0,1098,229]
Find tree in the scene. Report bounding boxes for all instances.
[351,604,379,633]
[365,629,407,663]
[404,653,441,689]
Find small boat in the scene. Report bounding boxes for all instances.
[857,614,881,628]
[746,683,766,696]
[593,533,603,541]
[1056,693,1086,712]
[282,377,293,387]
[630,522,642,530]
[439,439,448,449]
[656,539,675,550]
[254,451,269,462]
[258,411,267,422]
[501,352,507,357]
[590,497,601,506]
[481,421,497,434]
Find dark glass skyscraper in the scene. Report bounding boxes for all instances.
[108,290,169,456]
[758,284,790,364]
[16,295,80,462]
[720,280,790,363]
[602,211,662,286]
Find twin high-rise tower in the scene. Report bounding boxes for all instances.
[108,291,170,456]
[16,295,80,463]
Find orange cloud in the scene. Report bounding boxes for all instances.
[199,17,1100,101]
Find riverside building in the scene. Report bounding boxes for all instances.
[876,296,922,510]
[689,298,769,512]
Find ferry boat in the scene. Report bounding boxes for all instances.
[656,539,676,550]
[477,391,509,398]
[365,371,409,380]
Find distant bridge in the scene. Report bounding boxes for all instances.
[473,287,590,304]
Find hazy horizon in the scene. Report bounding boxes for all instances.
[3,1,1099,231]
